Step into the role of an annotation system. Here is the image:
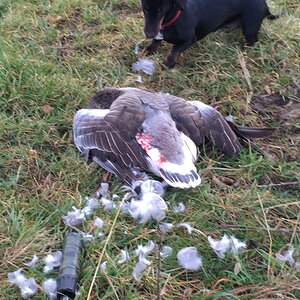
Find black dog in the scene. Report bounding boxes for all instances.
[141,0,279,68]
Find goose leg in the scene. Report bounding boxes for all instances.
[101,171,112,182]
[91,172,112,198]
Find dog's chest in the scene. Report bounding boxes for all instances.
[155,28,183,44]
[154,31,164,40]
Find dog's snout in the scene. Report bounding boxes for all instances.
[144,30,156,38]
[144,19,160,39]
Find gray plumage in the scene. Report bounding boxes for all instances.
[73,88,275,188]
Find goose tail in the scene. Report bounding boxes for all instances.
[226,121,276,140]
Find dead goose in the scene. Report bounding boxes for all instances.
[73,88,274,188]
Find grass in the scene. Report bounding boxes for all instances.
[0,0,299,299]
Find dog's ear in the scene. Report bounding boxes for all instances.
[175,0,187,10]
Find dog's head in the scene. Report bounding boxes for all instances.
[141,0,187,38]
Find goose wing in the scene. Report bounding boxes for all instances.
[163,94,242,156]
[73,93,150,181]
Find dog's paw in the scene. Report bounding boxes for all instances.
[143,43,159,55]
[163,55,176,68]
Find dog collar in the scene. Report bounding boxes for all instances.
[162,10,181,28]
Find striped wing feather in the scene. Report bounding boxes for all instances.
[163,94,242,156]
[74,95,150,179]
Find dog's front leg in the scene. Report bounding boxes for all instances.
[144,39,162,54]
[164,40,193,68]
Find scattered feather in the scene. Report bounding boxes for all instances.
[100,261,107,272]
[132,59,155,75]
[8,269,27,286]
[123,179,143,194]
[276,247,294,264]
[160,246,173,258]
[177,222,193,234]
[276,247,299,267]
[136,75,143,83]
[138,254,151,265]
[20,277,38,299]
[100,197,116,211]
[234,261,242,275]
[8,269,38,299]
[132,262,148,281]
[119,198,131,214]
[23,255,39,267]
[208,235,247,258]
[117,250,130,265]
[122,177,154,196]
[62,207,85,226]
[177,247,202,271]
[134,41,142,55]
[140,179,165,197]
[172,202,186,213]
[82,233,94,242]
[230,236,247,256]
[94,217,104,228]
[43,251,62,273]
[123,192,134,201]
[112,194,120,200]
[43,278,57,299]
[134,241,155,257]
[43,266,53,274]
[84,196,99,209]
[96,182,110,198]
[225,114,235,122]
[97,232,105,238]
[129,193,167,223]
[82,197,99,216]
[134,241,155,265]
[159,222,174,233]
[208,235,231,259]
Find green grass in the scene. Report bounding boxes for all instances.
[0,0,299,299]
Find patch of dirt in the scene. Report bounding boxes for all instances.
[211,175,239,190]
[250,86,300,161]
[251,86,300,134]
[46,8,100,61]
[58,34,75,61]
[46,8,84,30]
[112,2,141,14]
[257,173,299,194]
